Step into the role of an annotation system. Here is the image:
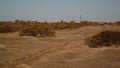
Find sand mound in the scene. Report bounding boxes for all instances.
[16,64,32,68]
[0,44,7,50]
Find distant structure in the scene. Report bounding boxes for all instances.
[80,15,82,22]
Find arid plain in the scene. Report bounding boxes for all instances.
[0,25,120,68]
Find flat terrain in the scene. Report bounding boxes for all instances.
[0,25,120,68]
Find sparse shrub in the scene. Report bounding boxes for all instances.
[115,21,120,25]
[19,24,55,38]
[86,31,120,48]
[0,22,15,33]
[0,21,22,33]
[1,20,117,39]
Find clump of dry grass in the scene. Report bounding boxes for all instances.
[0,22,15,33]
[0,20,120,38]
[19,24,55,38]
[86,31,120,48]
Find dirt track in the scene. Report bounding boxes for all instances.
[0,25,120,68]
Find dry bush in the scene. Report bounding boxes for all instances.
[0,20,107,34]
[51,22,68,30]
[86,31,120,48]
[0,20,55,38]
[115,21,120,25]
[51,21,84,30]
[1,20,116,39]
[0,22,15,33]
[0,21,22,33]
[19,24,55,38]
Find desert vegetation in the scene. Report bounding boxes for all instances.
[19,23,55,38]
[0,21,16,33]
[0,20,120,38]
[0,20,120,68]
[86,31,120,48]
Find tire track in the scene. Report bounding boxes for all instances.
[1,38,78,68]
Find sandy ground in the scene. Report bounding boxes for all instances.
[0,25,120,68]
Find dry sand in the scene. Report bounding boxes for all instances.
[0,25,120,68]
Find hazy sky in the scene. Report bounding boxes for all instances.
[0,0,120,22]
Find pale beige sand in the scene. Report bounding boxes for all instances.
[0,25,120,68]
